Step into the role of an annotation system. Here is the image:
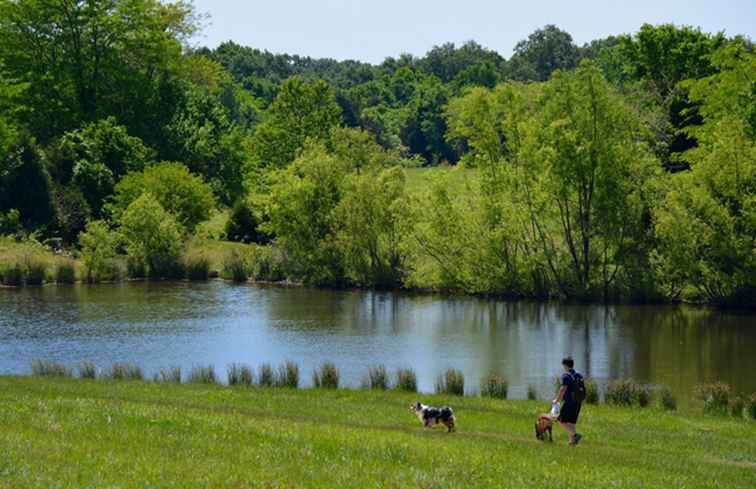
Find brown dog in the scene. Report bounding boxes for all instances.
[535,414,555,441]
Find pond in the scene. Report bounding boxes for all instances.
[1,281,754,402]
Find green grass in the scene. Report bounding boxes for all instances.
[0,377,754,488]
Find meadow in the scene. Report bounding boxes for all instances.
[0,376,754,488]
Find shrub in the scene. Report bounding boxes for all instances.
[240,365,254,386]
[695,382,731,415]
[185,253,210,281]
[222,250,248,282]
[1,262,24,286]
[395,368,417,392]
[79,220,122,283]
[55,260,76,284]
[658,385,677,411]
[104,363,144,381]
[249,246,286,282]
[126,256,147,279]
[78,361,97,379]
[435,369,464,396]
[31,360,70,377]
[606,379,651,407]
[24,259,47,285]
[527,385,538,401]
[159,367,182,383]
[275,361,300,388]
[188,365,216,384]
[480,373,508,399]
[258,363,274,387]
[226,199,267,244]
[364,365,389,390]
[585,377,600,405]
[313,362,339,389]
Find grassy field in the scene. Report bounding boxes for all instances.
[0,377,754,488]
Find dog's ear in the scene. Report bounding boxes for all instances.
[415,402,421,409]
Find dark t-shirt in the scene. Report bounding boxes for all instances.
[561,368,577,405]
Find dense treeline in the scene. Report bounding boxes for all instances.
[0,1,753,306]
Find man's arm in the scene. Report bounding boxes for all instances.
[553,386,567,404]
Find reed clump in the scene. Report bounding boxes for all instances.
[435,368,464,396]
[313,362,339,389]
[395,368,417,393]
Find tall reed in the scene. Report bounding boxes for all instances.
[480,373,508,399]
[188,365,216,384]
[78,361,97,379]
[435,369,464,396]
[31,360,71,377]
[395,368,417,392]
[313,362,339,389]
[275,361,299,388]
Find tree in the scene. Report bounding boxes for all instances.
[508,25,580,82]
[225,199,268,244]
[79,219,120,282]
[654,46,755,305]
[0,134,57,231]
[0,0,198,142]
[109,162,215,232]
[336,167,408,288]
[250,77,342,168]
[118,193,183,278]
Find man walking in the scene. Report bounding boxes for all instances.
[553,356,584,446]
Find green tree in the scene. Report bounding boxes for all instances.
[250,76,342,168]
[508,25,580,82]
[0,0,199,142]
[225,199,268,244]
[654,46,755,305]
[118,193,183,278]
[336,166,408,288]
[109,162,215,232]
[79,219,121,282]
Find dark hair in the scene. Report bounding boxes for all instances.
[562,356,574,368]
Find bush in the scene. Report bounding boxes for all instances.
[227,363,253,386]
[365,365,389,390]
[395,368,417,392]
[258,363,274,387]
[1,262,24,286]
[695,382,731,415]
[79,220,122,283]
[527,385,538,401]
[78,362,97,379]
[188,365,216,384]
[126,256,147,279]
[435,369,464,396]
[249,246,286,282]
[275,361,300,388]
[184,253,210,281]
[481,373,508,399]
[222,250,248,282]
[226,199,267,244]
[24,258,47,285]
[658,385,677,411]
[313,362,339,389]
[104,363,144,381]
[606,379,651,407]
[55,260,76,284]
[584,377,599,405]
[31,360,71,377]
[159,367,182,383]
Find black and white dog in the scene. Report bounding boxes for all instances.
[410,402,456,432]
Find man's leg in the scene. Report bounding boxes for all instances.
[560,421,576,444]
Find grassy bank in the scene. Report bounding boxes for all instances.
[0,377,754,488]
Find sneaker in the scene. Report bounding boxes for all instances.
[570,433,582,446]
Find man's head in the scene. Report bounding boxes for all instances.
[562,356,574,371]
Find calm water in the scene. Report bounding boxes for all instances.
[1,281,755,401]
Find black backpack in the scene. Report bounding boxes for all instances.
[571,372,586,403]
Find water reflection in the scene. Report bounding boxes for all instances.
[1,282,754,401]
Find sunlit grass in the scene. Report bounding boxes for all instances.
[0,376,754,488]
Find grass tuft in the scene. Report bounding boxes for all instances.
[657,385,677,411]
[158,367,182,383]
[188,365,216,384]
[527,385,538,401]
[275,361,299,388]
[55,260,77,284]
[104,363,144,381]
[584,377,600,404]
[480,373,508,399]
[365,365,389,390]
[695,382,731,415]
[258,363,274,387]
[78,362,97,379]
[184,254,210,281]
[24,258,48,285]
[31,360,71,377]
[222,250,248,283]
[395,368,417,392]
[313,362,339,389]
[435,368,464,396]
[1,262,25,286]
[606,379,651,407]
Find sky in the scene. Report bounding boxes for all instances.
[191,0,756,63]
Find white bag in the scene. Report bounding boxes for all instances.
[550,401,561,417]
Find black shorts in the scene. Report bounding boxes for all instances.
[558,402,581,424]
